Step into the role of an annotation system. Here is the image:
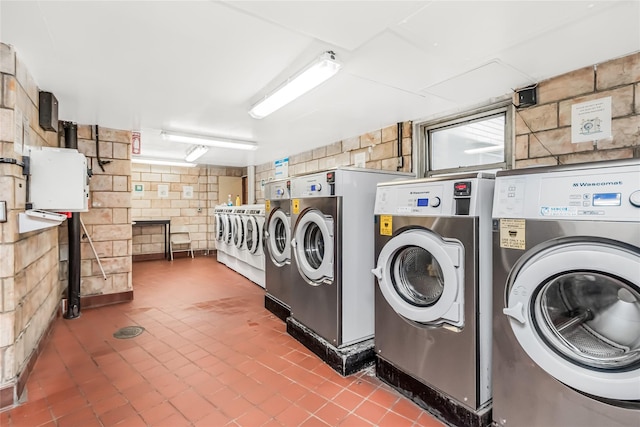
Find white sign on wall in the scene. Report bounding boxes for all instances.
[183,186,193,199]
[571,96,612,143]
[274,157,289,179]
[157,184,169,198]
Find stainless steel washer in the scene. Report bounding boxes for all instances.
[373,173,494,427]
[492,160,640,427]
[264,179,293,320]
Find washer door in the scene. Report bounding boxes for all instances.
[292,209,334,285]
[504,242,640,400]
[215,214,224,242]
[223,215,233,244]
[246,216,259,254]
[372,229,464,327]
[233,216,244,248]
[266,209,290,265]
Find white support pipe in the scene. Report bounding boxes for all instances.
[247,165,256,204]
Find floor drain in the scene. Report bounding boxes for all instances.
[113,326,145,339]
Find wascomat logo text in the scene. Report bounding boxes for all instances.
[572,181,622,187]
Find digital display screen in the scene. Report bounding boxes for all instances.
[455,183,468,191]
[417,198,429,207]
[593,193,621,206]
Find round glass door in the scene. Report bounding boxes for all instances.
[216,214,224,241]
[267,209,290,265]
[504,242,640,400]
[224,215,233,244]
[372,229,464,327]
[246,217,258,253]
[234,216,244,248]
[392,246,445,307]
[292,209,334,285]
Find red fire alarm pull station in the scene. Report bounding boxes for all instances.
[132,131,141,155]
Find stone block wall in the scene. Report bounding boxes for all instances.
[255,122,412,201]
[131,164,244,256]
[514,52,639,168]
[0,43,61,407]
[57,125,133,299]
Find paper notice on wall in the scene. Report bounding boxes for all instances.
[275,158,289,179]
[499,219,526,250]
[183,186,193,199]
[571,97,612,143]
[354,152,366,168]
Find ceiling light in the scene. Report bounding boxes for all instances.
[162,131,258,151]
[464,145,504,154]
[131,157,196,167]
[185,145,209,162]
[249,51,342,119]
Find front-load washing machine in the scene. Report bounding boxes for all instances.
[215,206,234,267]
[231,206,251,277]
[243,204,266,288]
[372,173,494,427]
[264,179,293,320]
[492,160,640,427]
[288,168,412,375]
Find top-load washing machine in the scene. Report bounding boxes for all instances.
[243,204,266,288]
[372,173,494,427]
[492,160,640,427]
[264,179,293,320]
[288,168,412,375]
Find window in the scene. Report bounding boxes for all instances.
[416,103,513,176]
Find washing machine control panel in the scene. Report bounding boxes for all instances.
[493,165,640,221]
[375,183,451,215]
[266,181,290,200]
[291,174,333,197]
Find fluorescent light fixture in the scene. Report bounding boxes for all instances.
[185,145,209,162]
[161,131,258,151]
[249,51,342,119]
[463,145,504,154]
[131,157,196,167]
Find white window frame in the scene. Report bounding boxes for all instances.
[414,102,514,177]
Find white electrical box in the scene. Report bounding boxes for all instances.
[29,147,89,212]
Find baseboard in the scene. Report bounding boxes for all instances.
[264,294,290,322]
[81,290,133,309]
[376,356,492,427]
[0,308,58,410]
[286,317,375,376]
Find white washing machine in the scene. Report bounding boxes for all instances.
[372,173,494,427]
[231,206,251,277]
[264,179,293,320]
[215,206,234,267]
[492,160,640,427]
[243,204,266,288]
[288,168,412,375]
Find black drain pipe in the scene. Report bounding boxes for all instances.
[63,121,81,319]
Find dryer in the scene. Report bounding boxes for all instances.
[492,160,640,427]
[264,179,293,320]
[372,173,494,427]
[289,168,412,375]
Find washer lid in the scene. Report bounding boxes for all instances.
[292,209,334,285]
[372,229,464,327]
[266,208,290,264]
[504,242,640,400]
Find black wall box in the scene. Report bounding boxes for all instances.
[39,91,59,131]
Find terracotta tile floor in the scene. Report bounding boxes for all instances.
[2,257,445,427]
